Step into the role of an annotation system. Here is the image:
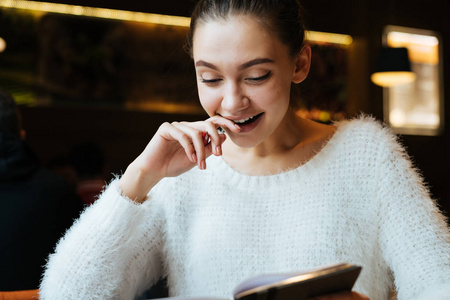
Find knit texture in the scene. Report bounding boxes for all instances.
[39,117,450,300]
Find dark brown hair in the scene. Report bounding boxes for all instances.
[188,0,307,58]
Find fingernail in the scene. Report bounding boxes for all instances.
[191,153,197,163]
[201,160,206,170]
[216,146,222,156]
[234,124,241,131]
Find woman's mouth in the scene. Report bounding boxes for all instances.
[233,113,264,125]
[231,112,264,133]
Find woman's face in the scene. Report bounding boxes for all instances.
[192,15,301,148]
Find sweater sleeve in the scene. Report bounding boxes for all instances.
[375,129,450,300]
[39,179,166,300]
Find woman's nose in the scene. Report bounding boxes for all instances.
[221,82,249,112]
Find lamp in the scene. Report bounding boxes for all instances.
[0,37,6,53]
[371,46,416,87]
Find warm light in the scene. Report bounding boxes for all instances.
[0,0,191,27]
[371,71,416,87]
[382,26,443,135]
[306,31,353,46]
[0,37,6,52]
[125,101,204,115]
[387,31,439,64]
[389,108,407,127]
[389,108,440,128]
[409,112,440,127]
[0,0,353,45]
[388,32,438,47]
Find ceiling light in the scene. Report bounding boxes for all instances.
[371,47,416,87]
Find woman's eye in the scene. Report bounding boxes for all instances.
[201,78,221,84]
[246,71,271,82]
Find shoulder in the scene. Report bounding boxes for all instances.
[336,115,390,139]
[335,115,424,188]
[334,115,401,153]
[322,115,415,180]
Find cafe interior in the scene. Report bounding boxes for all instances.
[0,0,449,297]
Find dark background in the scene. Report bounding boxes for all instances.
[5,0,450,216]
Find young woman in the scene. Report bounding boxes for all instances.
[39,0,450,299]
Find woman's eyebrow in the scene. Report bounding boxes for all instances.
[195,60,218,70]
[238,58,274,70]
[195,58,274,71]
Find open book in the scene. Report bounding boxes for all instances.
[152,263,362,300]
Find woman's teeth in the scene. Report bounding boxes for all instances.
[234,116,254,124]
[234,113,262,124]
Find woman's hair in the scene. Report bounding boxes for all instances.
[188,0,307,58]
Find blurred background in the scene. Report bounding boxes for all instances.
[0,0,449,217]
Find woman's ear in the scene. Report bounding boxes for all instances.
[292,45,311,84]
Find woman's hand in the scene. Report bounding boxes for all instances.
[310,291,370,300]
[119,115,241,203]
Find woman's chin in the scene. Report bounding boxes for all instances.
[226,134,263,149]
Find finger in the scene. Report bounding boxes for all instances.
[203,121,225,156]
[207,115,242,132]
[172,122,207,170]
[163,123,197,164]
[180,117,238,135]
[178,120,226,156]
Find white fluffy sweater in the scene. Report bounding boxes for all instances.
[40,118,450,300]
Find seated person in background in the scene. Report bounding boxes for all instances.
[69,141,107,205]
[39,0,450,299]
[0,90,83,291]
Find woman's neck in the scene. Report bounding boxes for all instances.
[221,109,336,175]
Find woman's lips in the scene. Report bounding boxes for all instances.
[233,112,264,125]
[218,113,264,133]
[233,112,264,133]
